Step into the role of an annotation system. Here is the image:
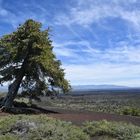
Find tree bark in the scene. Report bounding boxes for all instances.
[1,54,29,108]
[2,73,24,108]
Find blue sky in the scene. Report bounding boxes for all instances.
[0,0,140,86]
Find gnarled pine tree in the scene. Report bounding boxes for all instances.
[0,19,70,108]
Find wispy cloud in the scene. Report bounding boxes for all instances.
[64,63,140,87]
[0,0,140,86]
[55,0,140,29]
[53,39,140,64]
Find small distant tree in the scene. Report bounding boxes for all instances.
[0,19,70,108]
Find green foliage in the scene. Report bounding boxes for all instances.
[40,93,140,116]
[91,135,117,140]
[82,120,140,140]
[0,116,17,132]
[0,134,19,140]
[0,115,89,140]
[0,19,70,104]
[135,133,140,140]
[121,107,140,116]
[0,115,140,140]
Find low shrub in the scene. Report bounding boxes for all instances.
[82,120,140,140]
[0,134,19,140]
[121,107,140,116]
[0,115,89,140]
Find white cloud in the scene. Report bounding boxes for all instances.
[0,0,8,16]
[119,10,140,28]
[54,47,77,57]
[64,63,140,86]
[53,41,79,57]
[0,9,8,16]
[105,45,140,63]
[0,0,140,87]
[53,39,140,86]
[55,0,140,29]
[53,39,140,64]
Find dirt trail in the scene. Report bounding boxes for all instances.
[0,107,140,126]
[47,108,140,126]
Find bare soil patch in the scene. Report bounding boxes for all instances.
[46,108,140,126]
[0,104,139,126]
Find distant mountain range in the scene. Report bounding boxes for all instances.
[72,85,132,91]
[0,85,139,93]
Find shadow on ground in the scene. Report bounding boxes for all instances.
[0,100,59,114]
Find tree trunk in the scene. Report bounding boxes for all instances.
[1,39,33,109]
[2,74,24,108]
[2,56,29,108]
